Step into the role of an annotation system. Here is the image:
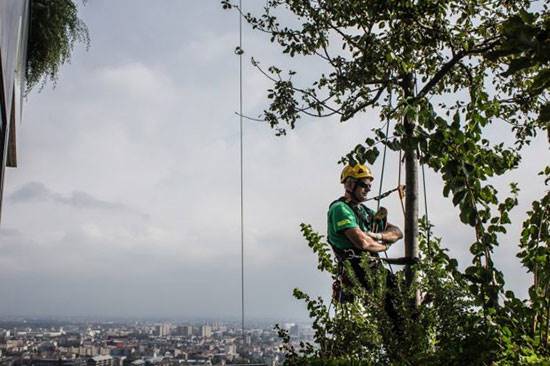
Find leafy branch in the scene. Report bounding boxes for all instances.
[26,0,89,93]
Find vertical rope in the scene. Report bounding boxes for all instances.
[421,156,431,253]
[376,119,390,213]
[238,0,245,340]
[414,72,431,254]
[377,89,393,274]
[397,150,406,216]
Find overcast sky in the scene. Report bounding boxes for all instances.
[0,1,548,322]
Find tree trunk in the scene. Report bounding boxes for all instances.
[402,73,419,305]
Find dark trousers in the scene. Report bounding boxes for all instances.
[337,256,400,324]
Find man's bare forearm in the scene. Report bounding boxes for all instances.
[344,227,388,253]
[368,223,403,244]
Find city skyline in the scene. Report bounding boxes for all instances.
[0,318,299,365]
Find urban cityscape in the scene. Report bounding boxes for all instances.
[0,319,313,366]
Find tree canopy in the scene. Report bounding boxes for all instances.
[223,0,549,363]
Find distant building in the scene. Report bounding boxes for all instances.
[289,325,299,337]
[143,357,166,366]
[263,356,280,366]
[154,324,170,337]
[0,0,30,221]
[87,355,113,366]
[58,334,81,348]
[112,357,125,366]
[32,359,87,366]
[172,349,186,359]
[37,341,56,353]
[98,347,111,356]
[199,326,211,338]
[224,344,236,357]
[79,346,99,357]
[175,326,193,337]
[183,326,193,337]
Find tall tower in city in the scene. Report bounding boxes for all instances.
[199,325,211,338]
[183,325,193,337]
[155,323,170,337]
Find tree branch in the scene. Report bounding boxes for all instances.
[341,82,389,121]
[416,39,501,100]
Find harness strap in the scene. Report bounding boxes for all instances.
[366,185,405,202]
[329,199,385,304]
[329,197,373,228]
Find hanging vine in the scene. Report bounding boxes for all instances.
[26,0,89,93]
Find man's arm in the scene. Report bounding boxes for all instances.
[376,222,403,244]
[344,227,388,253]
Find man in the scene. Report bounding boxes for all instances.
[327,163,403,304]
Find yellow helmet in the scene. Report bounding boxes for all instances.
[340,164,374,183]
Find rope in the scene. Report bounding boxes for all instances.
[414,71,431,254]
[397,150,406,216]
[238,0,245,340]
[420,153,431,254]
[376,89,393,274]
[366,186,402,202]
[376,122,391,212]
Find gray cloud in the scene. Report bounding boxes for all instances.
[0,227,21,237]
[7,182,148,218]
[7,181,50,202]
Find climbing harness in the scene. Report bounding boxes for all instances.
[328,196,414,304]
[328,197,386,303]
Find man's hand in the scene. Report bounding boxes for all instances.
[376,223,403,244]
[366,231,383,241]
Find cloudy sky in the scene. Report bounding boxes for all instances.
[0,1,547,322]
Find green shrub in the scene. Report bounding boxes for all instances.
[280,215,549,365]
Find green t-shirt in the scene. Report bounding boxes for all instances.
[327,200,378,249]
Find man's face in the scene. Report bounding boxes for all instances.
[354,178,373,201]
[345,177,373,201]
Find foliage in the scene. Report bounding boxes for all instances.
[504,168,550,359]
[281,219,549,365]
[222,0,550,363]
[486,9,550,143]
[26,0,89,93]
